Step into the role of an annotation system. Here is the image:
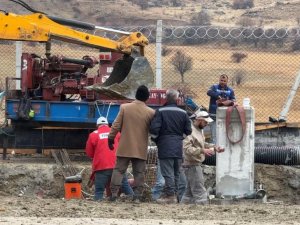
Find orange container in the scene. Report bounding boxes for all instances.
[64,182,82,199]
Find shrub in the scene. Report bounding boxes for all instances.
[72,6,81,15]
[232,0,254,9]
[291,38,300,52]
[236,17,255,27]
[190,10,211,26]
[161,46,172,57]
[231,52,247,63]
[232,70,246,86]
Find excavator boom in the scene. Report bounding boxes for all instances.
[0,11,154,99]
[0,12,148,55]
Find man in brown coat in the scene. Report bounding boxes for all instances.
[108,85,155,201]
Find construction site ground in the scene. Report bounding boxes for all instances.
[0,153,300,225]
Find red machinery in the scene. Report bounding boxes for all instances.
[21,53,101,101]
[20,51,184,105]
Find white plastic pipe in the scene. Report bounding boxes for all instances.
[279,70,300,121]
[155,20,162,88]
[15,41,22,90]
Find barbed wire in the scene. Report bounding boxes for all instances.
[2,25,297,46]
[86,25,300,41]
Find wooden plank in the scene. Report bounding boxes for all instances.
[255,123,287,131]
[286,122,300,128]
[0,149,36,154]
[34,127,92,130]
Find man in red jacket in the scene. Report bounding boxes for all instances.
[85,116,133,200]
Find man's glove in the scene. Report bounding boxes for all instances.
[108,138,114,150]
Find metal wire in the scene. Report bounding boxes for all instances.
[51,149,78,178]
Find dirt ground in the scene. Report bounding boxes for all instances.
[0,157,300,225]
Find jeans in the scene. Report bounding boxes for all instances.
[152,160,186,201]
[151,161,165,200]
[121,175,134,196]
[159,158,186,198]
[94,169,133,200]
[95,169,112,200]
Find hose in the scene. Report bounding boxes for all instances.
[203,146,300,166]
[8,0,44,14]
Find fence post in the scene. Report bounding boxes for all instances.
[15,41,22,90]
[155,20,162,89]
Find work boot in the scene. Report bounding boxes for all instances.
[132,195,141,204]
[109,196,117,202]
[156,194,177,204]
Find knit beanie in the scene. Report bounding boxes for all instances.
[135,85,150,102]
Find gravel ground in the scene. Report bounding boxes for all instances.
[0,196,300,225]
[0,158,300,225]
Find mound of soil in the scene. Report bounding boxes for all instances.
[0,158,299,203]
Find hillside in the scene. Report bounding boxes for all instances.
[1,0,300,27]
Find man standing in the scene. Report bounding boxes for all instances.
[181,110,224,205]
[85,117,133,200]
[207,74,236,143]
[150,89,192,204]
[108,85,155,201]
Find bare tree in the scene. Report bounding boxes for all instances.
[171,50,193,83]
[162,46,172,57]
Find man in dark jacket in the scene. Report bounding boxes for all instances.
[207,74,236,143]
[150,89,192,204]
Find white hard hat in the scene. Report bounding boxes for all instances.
[194,110,214,123]
[96,116,108,125]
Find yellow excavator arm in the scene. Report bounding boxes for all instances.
[0,12,148,55]
[0,10,154,99]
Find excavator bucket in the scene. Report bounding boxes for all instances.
[87,55,154,99]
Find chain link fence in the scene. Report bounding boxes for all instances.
[1,23,300,123]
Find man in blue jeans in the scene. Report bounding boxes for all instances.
[150,89,192,204]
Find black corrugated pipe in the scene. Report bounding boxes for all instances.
[203,146,300,166]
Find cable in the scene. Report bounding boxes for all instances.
[105,102,112,119]
[8,0,45,14]
[81,189,94,197]
[94,101,102,118]
[0,127,15,137]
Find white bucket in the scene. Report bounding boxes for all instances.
[243,98,250,107]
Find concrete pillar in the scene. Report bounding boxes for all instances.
[216,106,255,197]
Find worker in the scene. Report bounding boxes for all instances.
[108,85,155,202]
[181,110,224,205]
[85,116,134,201]
[207,74,236,143]
[150,89,192,204]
